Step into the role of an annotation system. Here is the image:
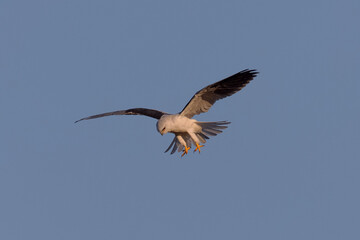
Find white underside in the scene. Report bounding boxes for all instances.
[158,114,230,154]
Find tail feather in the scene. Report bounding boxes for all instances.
[196,133,206,143]
[203,128,223,135]
[197,121,230,138]
[202,130,218,136]
[173,138,181,153]
[198,132,209,140]
[165,136,183,154]
[185,136,193,148]
[165,137,176,153]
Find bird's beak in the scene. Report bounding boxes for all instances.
[160,131,164,136]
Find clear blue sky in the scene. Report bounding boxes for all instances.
[1,0,359,239]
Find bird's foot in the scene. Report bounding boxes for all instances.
[194,143,204,153]
[181,146,191,157]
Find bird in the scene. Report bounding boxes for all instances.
[75,69,258,156]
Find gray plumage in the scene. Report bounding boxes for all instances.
[75,69,258,155]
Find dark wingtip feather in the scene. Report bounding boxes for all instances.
[239,69,259,79]
[74,118,84,123]
[74,116,96,123]
[238,68,259,79]
[248,69,259,77]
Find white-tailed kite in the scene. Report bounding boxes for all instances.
[76,69,258,156]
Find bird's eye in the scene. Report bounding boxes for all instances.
[162,127,166,131]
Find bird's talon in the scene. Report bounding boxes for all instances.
[194,143,204,153]
[181,146,191,157]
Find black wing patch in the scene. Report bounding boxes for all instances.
[180,69,258,118]
[75,108,166,123]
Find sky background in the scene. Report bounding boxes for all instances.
[1,0,359,239]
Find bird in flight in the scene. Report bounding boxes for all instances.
[75,69,258,156]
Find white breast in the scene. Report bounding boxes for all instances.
[160,114,201,133]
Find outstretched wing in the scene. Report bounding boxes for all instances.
[179,69,258,118]
[75,108,167,123]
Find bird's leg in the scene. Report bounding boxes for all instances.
[194,143,204,153]
[177,135,190,157]
[181,146,191,157]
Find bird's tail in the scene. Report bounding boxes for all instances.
[196,121,231,138]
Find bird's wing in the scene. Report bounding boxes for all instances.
[75,108,167,123]
[179,69,258,118]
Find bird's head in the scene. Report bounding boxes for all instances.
[156,117,169,136]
